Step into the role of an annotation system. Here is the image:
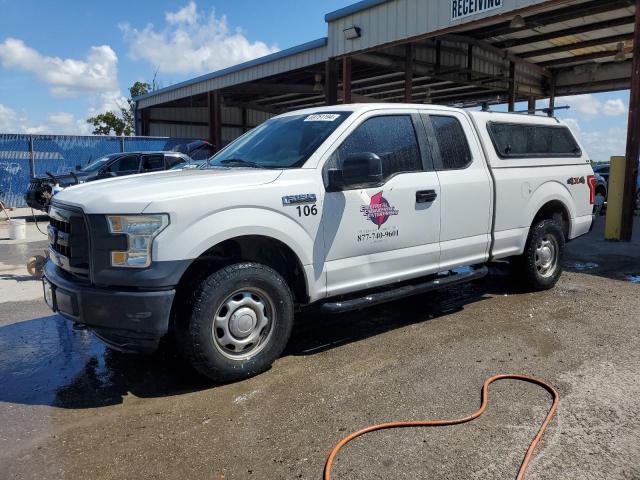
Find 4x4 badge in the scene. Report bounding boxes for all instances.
[567,176,585,185]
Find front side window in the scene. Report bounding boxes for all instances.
[208,112,351,169]
[325,115,422,186]
[430,115,472,170]
[488,122,581,158]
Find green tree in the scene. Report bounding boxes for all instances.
[87,81,151,136]
[86,111,128,136]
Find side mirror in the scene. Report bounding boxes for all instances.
[328,152,383,191]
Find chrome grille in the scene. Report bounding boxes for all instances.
[48,204,90,277]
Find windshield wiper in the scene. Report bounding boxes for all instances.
[218,158,266,169]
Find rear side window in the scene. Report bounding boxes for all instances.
[488,122,581,158]
[141,154,165,172]
[328,115,422,182]
[165,155,185,169]
[430,115,472,170]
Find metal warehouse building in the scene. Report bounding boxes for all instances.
[134,0,639,238]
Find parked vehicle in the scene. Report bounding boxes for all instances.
[42,104,595,382]
[592,163,610,183]
[592,162,640,209]
[593,172,607,214]
[170,159,208,170]
[25,152,189,211]
[171,140,216,160]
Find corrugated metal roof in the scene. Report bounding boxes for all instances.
[324,0,390,22]
[134,37,328,103]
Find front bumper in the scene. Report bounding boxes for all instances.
[43,260,175,353]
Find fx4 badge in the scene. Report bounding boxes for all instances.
[360,191,398,229]
[567,176,586,185]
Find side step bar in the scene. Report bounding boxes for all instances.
[320,265,488,314]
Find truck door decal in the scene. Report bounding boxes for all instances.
[360,191,399,228]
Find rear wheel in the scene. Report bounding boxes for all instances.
[177,262,294,382]
[512,219,565,291]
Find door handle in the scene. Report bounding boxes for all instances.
[416,190,437,203]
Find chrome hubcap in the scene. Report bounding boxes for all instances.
[213,289,273,360]
[534,234,559,278]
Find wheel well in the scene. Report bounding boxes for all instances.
[176,235,308,306]
[532,200,570,239]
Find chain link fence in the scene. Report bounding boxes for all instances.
[0,134,193,207]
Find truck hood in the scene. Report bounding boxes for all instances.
[54,167,283,214]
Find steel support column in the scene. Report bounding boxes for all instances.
[508,61,516,112]
[208,90,222,151]
[548,74,556,117]
[528,97,536,114]
[405,44,414,103]
[241,107,248,133]
[140,108,150,136]
[325,58,338,105]
[342,57,352,104]
[620,1,640,241]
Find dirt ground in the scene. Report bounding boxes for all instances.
[1,215,639,479]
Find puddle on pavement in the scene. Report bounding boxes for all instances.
[565,261,599,271]
[0,315,209,409]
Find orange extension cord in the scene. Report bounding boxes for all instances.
[324,374,559,480]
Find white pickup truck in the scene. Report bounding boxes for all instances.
[42,104,595,381]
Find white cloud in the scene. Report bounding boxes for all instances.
[0,104,19,132]
[602,98,627,116]
[0,104,93,135]
[166,2,197,25]
[564,117,627,161]
[120,2,278,75]
[48,112,74,126]
[557,94,627,117]
[0,38,119,97]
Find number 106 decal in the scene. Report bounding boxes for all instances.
[296,205,318,217]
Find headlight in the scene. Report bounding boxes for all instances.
[107,214,169,268]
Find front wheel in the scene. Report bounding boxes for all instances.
[512,219,565,291]
[177,262,294,382]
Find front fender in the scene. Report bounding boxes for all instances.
[157,207,315,266]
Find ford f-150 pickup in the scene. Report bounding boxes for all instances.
[42,104,595,381]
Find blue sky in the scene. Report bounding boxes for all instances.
[0,0,630,161]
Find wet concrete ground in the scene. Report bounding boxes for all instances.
[1,216,639,479]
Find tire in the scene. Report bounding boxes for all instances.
[512,219,565,291]
[177,262,294,382]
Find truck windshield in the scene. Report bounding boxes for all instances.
[207,112,351,169]
[80,155,115,172]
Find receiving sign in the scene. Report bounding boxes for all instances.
[451,0,503,21]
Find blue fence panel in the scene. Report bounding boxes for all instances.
[0,134,193,208]
[33,135,122,176]
[0,134,30,208]
[124,137,189,152]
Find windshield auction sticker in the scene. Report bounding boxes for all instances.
[304,113,340,122]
